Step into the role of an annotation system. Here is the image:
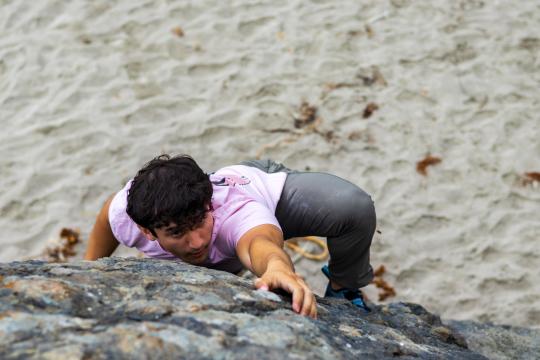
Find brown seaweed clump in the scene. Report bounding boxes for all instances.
[45,228,80,263]
[256,101,334,158]
[363,102,379,118]
[171,26,185,37]
[521,172,540,186]
[371,265,396,301]
[294,102,318,129]
[416,155,442,176]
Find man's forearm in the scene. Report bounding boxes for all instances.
[239,226,317,318]
[84,231,119,260]
[84,196,119,260]
[249,236,294,277]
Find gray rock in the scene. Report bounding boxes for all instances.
[0,257,493,359]
[446,320,540,360]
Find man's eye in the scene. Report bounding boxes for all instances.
[168,230,184,238]
[195,221,203,229]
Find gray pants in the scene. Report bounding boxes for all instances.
[239,159,376,289]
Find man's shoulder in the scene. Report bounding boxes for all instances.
[107,180,142,245]
[211,164,253,176]
[210,168,253,187]
[108,180,132,218]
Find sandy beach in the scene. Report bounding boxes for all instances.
[0,0,539,328]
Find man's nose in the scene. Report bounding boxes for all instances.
[188,232,205,250]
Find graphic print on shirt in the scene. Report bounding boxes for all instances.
[211,175,251,187]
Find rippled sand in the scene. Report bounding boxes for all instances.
[1,0,539,327]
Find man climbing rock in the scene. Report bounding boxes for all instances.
[84,155,377,318]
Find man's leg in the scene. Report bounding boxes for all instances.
[275,171,376,290]
[239,159,376,290]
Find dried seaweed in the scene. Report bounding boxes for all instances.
[371,265,396,301]
[416,155,442,176]
[521,172,540,186]
[172,26,185,37]
[256,101,340,158]
[294,102,318,129]
[322,68,386,101]
[45,228,80,263]
[525,172,540,181]
[363,102,379,118]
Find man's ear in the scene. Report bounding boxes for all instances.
[137,225,157,241]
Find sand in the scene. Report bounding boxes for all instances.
[0,0,539,328]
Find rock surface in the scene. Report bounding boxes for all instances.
[446,320,540,360]
[0,257,497,359]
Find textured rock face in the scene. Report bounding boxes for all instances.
[446,320,540,360]
[0,258,488,359]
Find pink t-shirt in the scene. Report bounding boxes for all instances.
[108,165,287,273]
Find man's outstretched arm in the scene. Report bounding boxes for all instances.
[84,195,119,260]
[236,224,317,319]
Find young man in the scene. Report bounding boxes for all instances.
[84,155,377,319]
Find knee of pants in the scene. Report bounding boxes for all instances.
[337,188,376,233]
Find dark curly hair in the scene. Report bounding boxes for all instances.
[126,154,213,237]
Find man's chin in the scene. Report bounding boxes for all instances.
[181,252,208,265]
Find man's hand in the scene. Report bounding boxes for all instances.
[236,224,318,319]
[255,263,317,319]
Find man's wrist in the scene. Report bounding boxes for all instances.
[265,253,294,273]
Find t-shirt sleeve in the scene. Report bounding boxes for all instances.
[108,185,144,248]
[218,200,282,256]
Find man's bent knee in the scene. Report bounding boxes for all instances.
[337,188,376,231]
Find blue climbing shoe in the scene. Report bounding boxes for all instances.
[321,265,371,313]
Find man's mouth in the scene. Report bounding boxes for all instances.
[190,247,207,257]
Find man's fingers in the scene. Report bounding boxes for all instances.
[296,278,317,319]
[301,287,313,316]
[258,271,317,318]
[254,278,269,291]
[281,277,316,317]
[291,285,305,313]
[310,298,318,319]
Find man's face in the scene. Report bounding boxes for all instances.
[144,212,214,265]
